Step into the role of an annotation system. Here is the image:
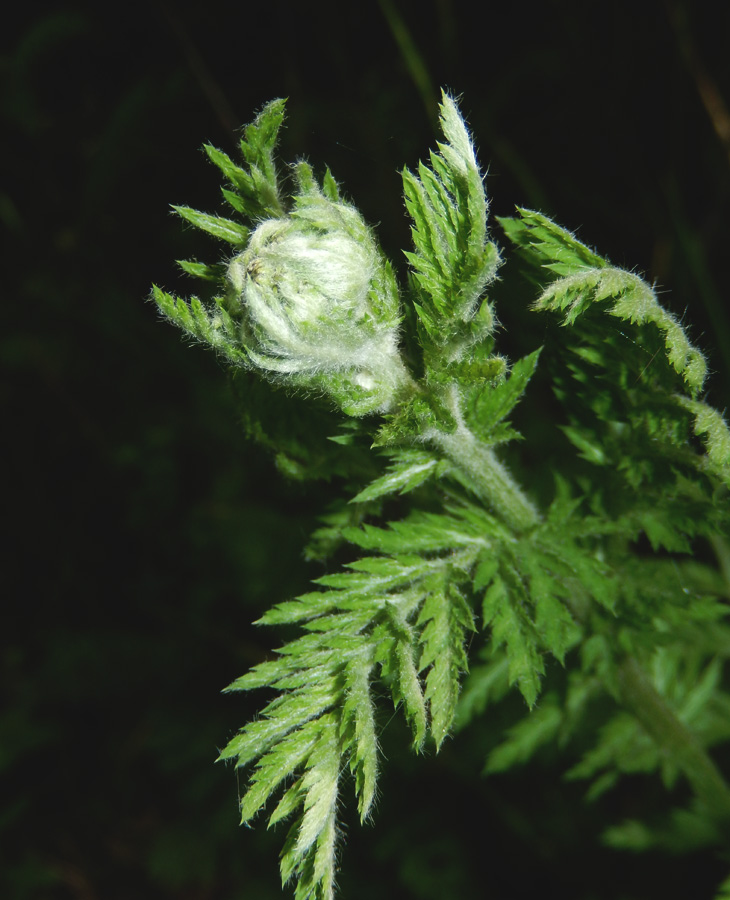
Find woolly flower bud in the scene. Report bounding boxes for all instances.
[227,194,410,415]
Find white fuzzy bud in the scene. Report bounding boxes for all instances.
[227,193,410,415]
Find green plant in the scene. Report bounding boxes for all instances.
[152,94,730,900]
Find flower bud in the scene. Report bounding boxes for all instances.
[227,192,410,415]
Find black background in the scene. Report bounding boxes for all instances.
[3,2,730,898]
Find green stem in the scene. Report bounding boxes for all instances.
[430,424,540,533]
[616,655,730,830]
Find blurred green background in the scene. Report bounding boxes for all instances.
[3,2,730,898]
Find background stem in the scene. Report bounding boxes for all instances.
[616,655,730,831]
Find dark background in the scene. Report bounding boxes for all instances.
[3,2,730,898]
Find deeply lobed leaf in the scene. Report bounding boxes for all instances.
[402,92,500,363]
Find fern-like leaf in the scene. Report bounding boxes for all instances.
[500,208,730,544]
[219,511,486,898]
[465,348,541,445]
[151,285,249,366]
[418,583,475,746]
[172,205,249,246]
[403,92,500,360]
[350,448,447,503]
[205,98,287,220]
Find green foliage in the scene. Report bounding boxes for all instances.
[402,92,501,369]
[217,505,485,897]
[154,95,730,900]
[500,208,730,550]
[205,97,287,221]
[349,448,448,503]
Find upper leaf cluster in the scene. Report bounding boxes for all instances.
[402,92,500,368]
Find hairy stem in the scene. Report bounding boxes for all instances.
[616,655,730,830]
[429,424,540,533]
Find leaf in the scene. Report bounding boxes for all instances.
[350,449,444,503]
[278,716,341,900]
[467,348,541,443]
[204,144,252,193]
[150,285,250,367]
[172,205,249,246]
[220,532,479,897]
[176,258,225,281]
[481,574,544,707]
[402,92,500,359]
[485,697,562,773]
[500,207,729,549]
[453,652,510,731]
[340,652,378,819]
[239,724,320,822]
[205,98,287,220]
[240,98,286,173]
[677,396,730,488]
[394,632,429,748]
[418,584,475,747]
[345,504,497,557]
[602,805,723,853]
[501,208,708,393]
